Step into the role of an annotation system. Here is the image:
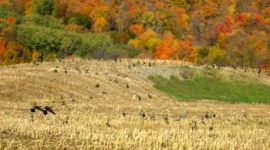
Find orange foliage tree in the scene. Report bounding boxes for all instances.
[179,39,196,62]
[6,16,16,24]
[129,24,144,36]
[155,38,173,60]
[0,37,7,62]
[154,32,174,60]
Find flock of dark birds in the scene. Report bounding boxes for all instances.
[28,59,270,131]
[30,102,55,116]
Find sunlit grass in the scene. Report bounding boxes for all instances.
[149,67,270,103]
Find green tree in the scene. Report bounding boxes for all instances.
[67,13,92,29]
[36,0,58,16]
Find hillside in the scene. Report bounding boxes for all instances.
[0,59,269,149]
[0,0,270,68]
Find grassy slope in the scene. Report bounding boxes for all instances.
[149,66,270,103]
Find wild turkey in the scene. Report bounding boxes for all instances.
[164,116,169,124]
[95,83,100,88]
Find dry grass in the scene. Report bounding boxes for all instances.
[0,59,269,150]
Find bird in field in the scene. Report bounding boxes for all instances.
[70,94,75,102]
[30,105,43,113]
[140,110,146,119]
[164,116,169,124]
[174,115,181,122]
[106,118,111,127]
[148,93,152,99]
[135,94,141,101]
[30,104,55,115]
[189,120,197,131]
[201,116,206,126]
[102,89,107,94]
[85,67,90,73]
[63,116,69,124]
[209,122,214,131]
[44,106,56,115]
[150,113,156,121]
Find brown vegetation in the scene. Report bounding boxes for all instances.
[0,59,269,149]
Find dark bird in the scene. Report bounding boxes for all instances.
[136,94,141,101]
[70,94,75,102]
[209,123,214,131]
[44,106,56,115]
[64,67,68,74]
[30,105,43,113]
[30,107,36,113]
[106,118,111,127]
[201,116,206,126]
[63,116,69,124]
[95,83,100,88]
[102,89,107,94]
[164,116,169,124]
[61,100,66,105]
[53,69,58,73]
[60,96,66,105]
[30,105,48,115]
[126,84,129,89]
[150,113,156,121]
[122,111,126,117]
[43,109,48,115]
[205,112,209,118]
[140,110,146,119]
[148,93,152,99]
[258,69,261,74]
[114,78,119,83]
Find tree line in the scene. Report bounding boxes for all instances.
[0,0,270,69]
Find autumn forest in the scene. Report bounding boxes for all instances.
[0,0,270,68]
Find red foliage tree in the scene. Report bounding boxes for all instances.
[215,24,233,33]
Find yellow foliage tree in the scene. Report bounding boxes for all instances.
[93,17,107,32]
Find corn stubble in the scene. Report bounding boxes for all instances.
[0,59,269,150]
